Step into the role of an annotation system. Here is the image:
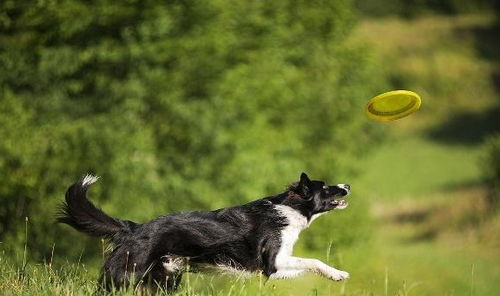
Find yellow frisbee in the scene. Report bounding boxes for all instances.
[365,90,421,122]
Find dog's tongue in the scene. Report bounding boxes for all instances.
[337,200,348,209]
[331,200,348,209]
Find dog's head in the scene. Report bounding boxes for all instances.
[285,172,350,218]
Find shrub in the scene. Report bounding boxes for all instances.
[483,134,500,209]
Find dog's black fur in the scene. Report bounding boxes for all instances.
[58,173,350,292]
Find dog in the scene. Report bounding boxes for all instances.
[58,172,350,292]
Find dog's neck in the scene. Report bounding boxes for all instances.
[266,191,316,220]
[273,205,308,259]
[274,204,309,230]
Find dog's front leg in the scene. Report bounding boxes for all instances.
[271,256,349,281]
[269,269,306,279]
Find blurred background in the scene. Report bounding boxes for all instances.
[0,0,499,295]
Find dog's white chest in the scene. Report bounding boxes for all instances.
[274,205,308,256]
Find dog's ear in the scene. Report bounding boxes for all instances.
[297,172,312,198]
[300,172,311,186]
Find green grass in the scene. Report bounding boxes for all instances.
[3,240,498,295]
[375,242,500,296]
[357,135,483,201]
[0,244,448,296]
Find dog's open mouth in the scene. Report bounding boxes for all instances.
[330,199,348,210]
[326,184,350,210]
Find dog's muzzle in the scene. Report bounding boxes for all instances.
[337,184,350,196]
[331,184,350,209]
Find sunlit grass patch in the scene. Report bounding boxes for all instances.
[357,136,483,201]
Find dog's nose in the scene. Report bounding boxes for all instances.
[337,184,350,194]
[338,184,350,190]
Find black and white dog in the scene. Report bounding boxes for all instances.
[58,172,350,291]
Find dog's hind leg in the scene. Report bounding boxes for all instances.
[148,265,183,292]
[149,255,187,292]
[165,272,183,292]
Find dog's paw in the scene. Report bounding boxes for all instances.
[327,269,350,281]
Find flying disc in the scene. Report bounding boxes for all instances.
[365,90,421,122]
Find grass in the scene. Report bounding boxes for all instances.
[3,238,498,295]
[357,135,483,200]
[1,13,499,295]
[0,243,434,296]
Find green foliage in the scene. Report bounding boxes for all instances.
[0,0,384,261]
[354,0,498,18]
[483,134,500,208]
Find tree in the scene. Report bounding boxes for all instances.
[0,0,384,261]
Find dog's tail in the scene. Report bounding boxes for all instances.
[57,174,137,242]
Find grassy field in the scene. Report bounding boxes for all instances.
[1,14,499,295]
[347,13,500,296]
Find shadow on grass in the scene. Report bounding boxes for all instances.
[426,104,500,145]
[390,208,430,224]
[437,179,485,192]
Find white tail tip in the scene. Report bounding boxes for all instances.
[82,174,99,187]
